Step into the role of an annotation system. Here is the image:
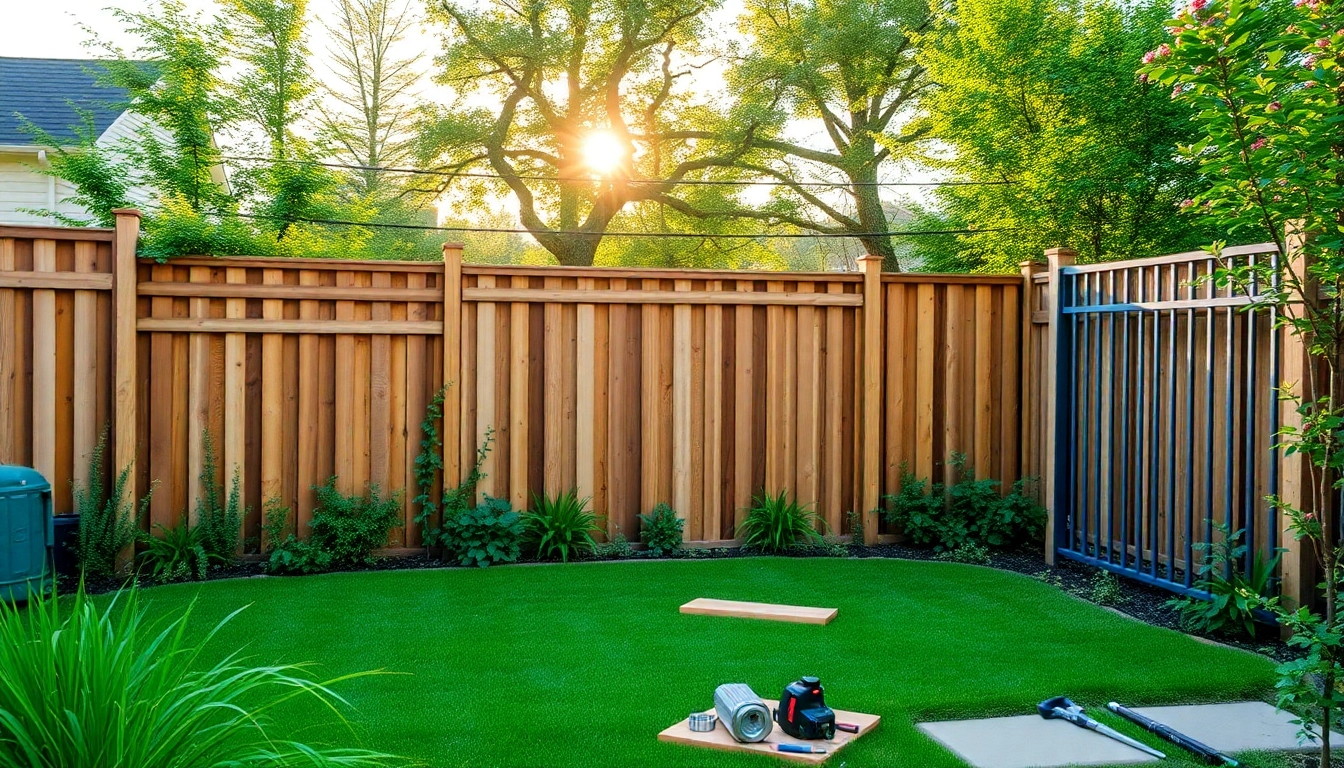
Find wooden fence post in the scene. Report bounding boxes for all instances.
[442,243,464,495]
[1019,260,1044,496]
[111,209,140,570]
[858,254,883,544]
[1042,246,1076,566]
[1278,223,1316,612]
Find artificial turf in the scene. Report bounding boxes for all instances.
[131,557,1291,768]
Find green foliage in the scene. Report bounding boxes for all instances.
[262,499,333,575]
[0,583,394,768]
[525,490,599,563]
[846,510,865,545]
[593,532,633,559]
[441,495,524,568]
[413,386,447,541]
[1089,571,1127,606]
[1169,527,1279,638]
[73,429,154,578]
[936,542,992,566]
[193,430,244,561]
[637,503,684,557]
[309,478,403,566]
[738,490,823,553]
[914,0,1214,271]
[136,522,210,582]
[883,455,1045,553]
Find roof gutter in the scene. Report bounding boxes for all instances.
[0,144,48,153]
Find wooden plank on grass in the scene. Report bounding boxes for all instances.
[679,597,837,625]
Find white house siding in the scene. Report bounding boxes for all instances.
[0,109,164,226]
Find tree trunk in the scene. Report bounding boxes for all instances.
[850,161,899,272]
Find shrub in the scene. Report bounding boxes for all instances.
[412,385,495,552]
[1089,571,1127,606]
[638,503,684,557]
[0,583,393,768]
[526,490,598,562]
[136,522,209,582]
[309,478,404,566]
[1168,526,1279,638]
[883,454,1045,553]
[262,499,332,575]
[936,542,992,566]
[738,490,823,553]
[594,531,633,559]
[442,495,524,568]
[193,429,244,560]
[72,429,154,578]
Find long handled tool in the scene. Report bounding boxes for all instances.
[1037,697,1166,759]
[1107,702,1242,766]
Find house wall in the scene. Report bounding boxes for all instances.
[0,110,167,226]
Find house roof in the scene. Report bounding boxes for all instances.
[0,57,141,147]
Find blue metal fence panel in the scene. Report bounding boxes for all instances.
[1053,245,1282,596]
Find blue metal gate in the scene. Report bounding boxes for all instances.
[1052,244,1282,596]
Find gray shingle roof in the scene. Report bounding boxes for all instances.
[0,57,136,146]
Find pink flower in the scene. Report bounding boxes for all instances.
[1142,50,1157,64]
[1268,101,1282,112]
[1138,72,1149,83]
[1180,198,1195,208]
[1296,0,1308,6]
[1306,512,1317,521]
[1157,43,1172,57]
[1190,0,1208,10]
[1251,136,1267,150]
[1305,54,1318,67]
[1317,38,1330,47]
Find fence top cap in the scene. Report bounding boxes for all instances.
[856,253,884,262]
[110,208,143,219]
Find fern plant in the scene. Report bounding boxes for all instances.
[73,428,154,578]
[193,429,244,561]
[526,490,598,563]
[738,491,823,553]
[136,522,209,582]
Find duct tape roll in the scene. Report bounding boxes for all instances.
[688,712,717,732]
[714,683,773,743]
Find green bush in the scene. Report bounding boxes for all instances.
[638,504,684,557]
[935,542,992,566]
[594,531,633,559]
[193,429,244,561]
[261,500,333,575]
[442,495,524,568]
[1168,526,1279,638]
[526,490,598,563]
[883,454,1045,553]
[309,479,404,566]
[136,522,209,582]
[0,583,394,768]
[412,386,495,552]
[738,490,823,553]
[73,429,154,578]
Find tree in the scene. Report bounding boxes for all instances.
[320,0,422,198]
[420,0,753,266]
[221,0,315,159]
[913,0,1214,272]
[1145,2,1344,767]
[721,0,932,271]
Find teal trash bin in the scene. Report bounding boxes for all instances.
[0,466,53,602]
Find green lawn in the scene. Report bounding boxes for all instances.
[132,557,1289,768]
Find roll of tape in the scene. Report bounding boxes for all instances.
[688,712,717,732]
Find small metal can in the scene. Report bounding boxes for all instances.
[688,712,717,732]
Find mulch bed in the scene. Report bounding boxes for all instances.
[62,537,1291,661]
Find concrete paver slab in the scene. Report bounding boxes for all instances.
[1130,701,1344,753]
[917,714,1161,768]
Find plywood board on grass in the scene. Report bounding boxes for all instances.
[680,598,837,625]
[658,701,879,764]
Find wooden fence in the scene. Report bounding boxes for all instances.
[0,211,1027,548]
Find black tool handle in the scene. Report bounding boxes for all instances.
[1106,703,1238,766]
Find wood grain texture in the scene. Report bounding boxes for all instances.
[0,239,14,464]
[679,598,837,625]
[30,239,57,484]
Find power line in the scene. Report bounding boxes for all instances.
[220,155,1012,189]
[230,211,1004,239]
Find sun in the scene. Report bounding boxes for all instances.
[581,130,627,175]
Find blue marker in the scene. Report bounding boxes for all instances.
[777,744,827,754]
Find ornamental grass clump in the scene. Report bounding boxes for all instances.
[526,490,599,562]
[739,491,823,553]
[0,584,395,768]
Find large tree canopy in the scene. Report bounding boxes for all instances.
[420,0,760,266]
[910,0,1214,271]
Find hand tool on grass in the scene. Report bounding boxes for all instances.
[1107,702,1242,766]
[1037,696,1166,759]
